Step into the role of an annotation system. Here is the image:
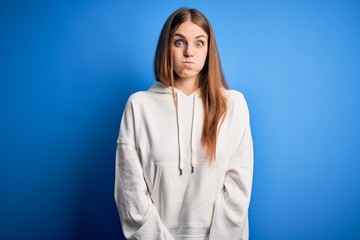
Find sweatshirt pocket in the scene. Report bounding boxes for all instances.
[150,164,162,202]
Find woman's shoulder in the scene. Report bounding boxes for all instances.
[125,89,157,106]
[127,91,147,102]
[222,88,251,119]
[126,81,170,104]
[223,88,247,105]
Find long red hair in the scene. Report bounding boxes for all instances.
[154,8,229,162]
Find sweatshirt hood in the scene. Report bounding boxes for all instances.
[148,81,173,94]
[148,81,200,175]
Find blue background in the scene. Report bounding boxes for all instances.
[1,1,360,239]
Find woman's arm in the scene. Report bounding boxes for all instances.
[114,98,175,240]
[208,93,254,240]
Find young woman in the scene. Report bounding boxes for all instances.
[115,8,253,240]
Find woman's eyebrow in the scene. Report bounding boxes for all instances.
[174,33,208,39]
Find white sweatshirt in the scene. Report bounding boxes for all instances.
[115,81,253,240]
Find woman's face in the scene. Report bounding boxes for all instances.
[172,20,208,82]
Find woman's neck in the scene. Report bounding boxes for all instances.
[174,77,199,96]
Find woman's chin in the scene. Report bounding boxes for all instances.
[175,71,199,80]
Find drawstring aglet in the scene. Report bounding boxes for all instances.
[180,169,183,175]
[191,166,194,173]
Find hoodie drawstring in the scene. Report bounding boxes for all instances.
[175,91,198,175]
[190,93,197,173]
[175,92,184,175]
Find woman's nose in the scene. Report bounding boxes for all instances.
[184,45,194,57]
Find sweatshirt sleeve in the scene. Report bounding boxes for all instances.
[208,93,254,240]
[114,97,175,240]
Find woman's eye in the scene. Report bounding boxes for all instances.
[175,40,185,46]
[196,41,204,47]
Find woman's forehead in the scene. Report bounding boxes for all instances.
[174,21,208,39]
